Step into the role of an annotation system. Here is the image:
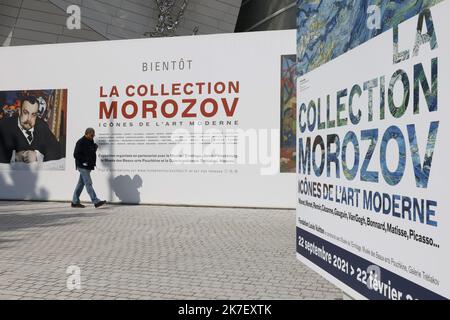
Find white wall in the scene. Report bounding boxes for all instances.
[0,30,297,208]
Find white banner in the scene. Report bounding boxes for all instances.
[0,30,296,208]
[296,2,449,299]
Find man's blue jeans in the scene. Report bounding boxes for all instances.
[72,168,100,205]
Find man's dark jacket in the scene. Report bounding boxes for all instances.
[73,136,98,170]
[0,115,62,163]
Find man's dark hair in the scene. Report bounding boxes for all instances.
[85,128,95,135]
[21,95,39,107]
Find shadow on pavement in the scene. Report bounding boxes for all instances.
[0,205,106,249]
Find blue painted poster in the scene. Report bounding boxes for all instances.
[296,0,449,299]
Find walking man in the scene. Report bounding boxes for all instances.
[71,128,106,208]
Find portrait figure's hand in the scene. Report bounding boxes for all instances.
[15,150,38,163]
[24,150,38,163]
[14,151,26,163]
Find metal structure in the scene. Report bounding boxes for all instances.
[145,0,198,37]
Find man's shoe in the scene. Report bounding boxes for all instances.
[95,200,107,208]
[71,203,85,208]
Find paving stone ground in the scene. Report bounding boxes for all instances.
[0,201,342,300]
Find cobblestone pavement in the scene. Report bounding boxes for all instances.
[0,201,342,300]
